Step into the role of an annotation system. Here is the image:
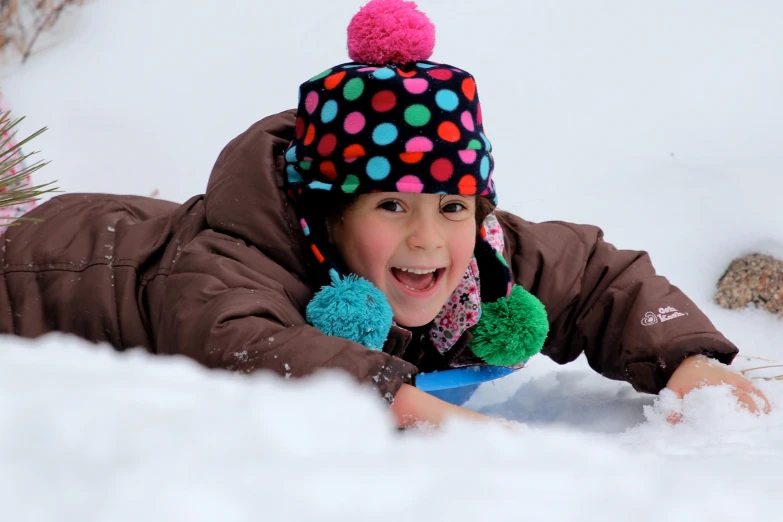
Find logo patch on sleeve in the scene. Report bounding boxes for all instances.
[641,306,688,326]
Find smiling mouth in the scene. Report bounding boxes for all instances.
[390,267,445,292]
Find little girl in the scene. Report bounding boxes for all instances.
[0,0,768,427]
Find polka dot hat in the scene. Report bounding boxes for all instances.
[284,1,496,203]
[286,0,510,303]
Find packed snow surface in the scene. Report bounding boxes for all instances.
[1,335,782,521]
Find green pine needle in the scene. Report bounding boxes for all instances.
[0,110,59,226]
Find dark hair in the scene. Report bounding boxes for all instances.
[474,195,497,227]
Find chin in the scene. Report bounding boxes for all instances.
[392,307,441,328]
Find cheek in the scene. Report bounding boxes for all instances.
[337,221,397,282]
[455,233,476,263]
[447,224,477,281]
[451,224,476,262]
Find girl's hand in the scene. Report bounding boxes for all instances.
[390,383,494,428]
[666,355,772,419]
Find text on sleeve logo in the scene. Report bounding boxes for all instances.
[641,306,688,326]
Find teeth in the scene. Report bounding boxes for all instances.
[396,267,437,275]
[404,278,437,292]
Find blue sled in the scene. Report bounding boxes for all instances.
[415,365,520,406]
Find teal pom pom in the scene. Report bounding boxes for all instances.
[306,269,393,351]
[469,285,549,366]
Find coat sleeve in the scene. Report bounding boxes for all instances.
[155,231,418,402]
[497,211,738,394]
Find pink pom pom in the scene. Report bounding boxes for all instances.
[347,0,435,65]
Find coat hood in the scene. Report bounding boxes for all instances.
[204,109,314,285]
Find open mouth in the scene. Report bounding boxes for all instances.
[390,266,445,292]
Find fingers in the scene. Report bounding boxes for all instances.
[731,387,772,415]
[752,390,772,415]
[733,377,772,414]
[760,393,772,414]
[665,382,772,424]
[747,385,772,414]
[732,389,760,414]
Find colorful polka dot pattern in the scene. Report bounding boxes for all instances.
[284,60,495,201]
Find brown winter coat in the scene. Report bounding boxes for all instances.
[0,110,738,399]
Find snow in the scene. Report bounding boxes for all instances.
[1,334,782,521]
[2,0,783,519]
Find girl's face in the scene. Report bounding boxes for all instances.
[331,193,476,327]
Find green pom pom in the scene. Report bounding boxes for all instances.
[469,285,549,366]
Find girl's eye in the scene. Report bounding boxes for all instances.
[379,200,404,212]
[441,200,473,221]
[441,202,468,214]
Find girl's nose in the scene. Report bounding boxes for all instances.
[406,218,444,251]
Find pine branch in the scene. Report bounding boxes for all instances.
[1,1,84,59]
[21,0,74,63]
[0,109,59,225]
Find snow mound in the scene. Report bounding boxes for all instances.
[1,334,782,521]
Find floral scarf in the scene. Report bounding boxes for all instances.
[429,212,506,354]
